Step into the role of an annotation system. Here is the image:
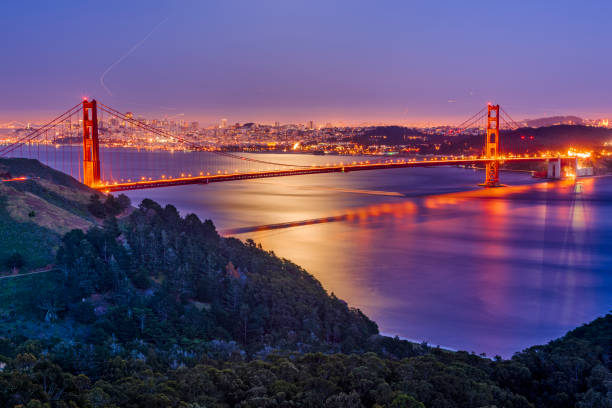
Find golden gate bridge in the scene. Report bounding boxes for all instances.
[0,99,575,192]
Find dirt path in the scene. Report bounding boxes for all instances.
[0,265,56,280]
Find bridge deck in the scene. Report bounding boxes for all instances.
[94,156,571,192]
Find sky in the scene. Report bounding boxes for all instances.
[1,0,612,126]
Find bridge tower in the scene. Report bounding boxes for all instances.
[82,99,101,187]
[483,103,500,187]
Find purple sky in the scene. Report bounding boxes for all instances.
[2,0,612,125]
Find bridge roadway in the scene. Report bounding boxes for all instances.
[94,156,569,192]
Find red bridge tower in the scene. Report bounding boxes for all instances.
[82,99,101,187]
[483,103,500,187]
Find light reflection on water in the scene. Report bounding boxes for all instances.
[113,154,612,357]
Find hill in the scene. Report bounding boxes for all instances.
[353,126,427,146]
[445,125,612,157]
[0,157,388,358]
[0,158,102,271]
[0,158,132,272]
[524,115,585,128]
[352,125,612,158]
[0,158,610,407]
[503,125,612,152]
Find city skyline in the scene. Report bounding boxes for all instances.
[2,1,612,124]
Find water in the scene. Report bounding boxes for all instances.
[8,147,612,357]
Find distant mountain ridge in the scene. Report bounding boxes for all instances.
[523,115,585,128]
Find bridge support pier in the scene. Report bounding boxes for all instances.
[547,158,561,179]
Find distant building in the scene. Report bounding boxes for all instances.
[220,118,228,129]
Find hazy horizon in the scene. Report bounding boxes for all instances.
[2,1,612,125]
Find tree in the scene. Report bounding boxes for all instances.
[104,195,125,216]
[87,195,106,218]
[5,252,25,273]
[324,392,362,408]
[116,194,131,212]
[390,394,426,408]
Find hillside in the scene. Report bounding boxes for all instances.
[353,126,427,145]
[0,158,104,271]
[352,125,612,158]
[0,159,610,407]
[0,157,387,355]
[0,158,133,272]
[503,125,612,151]
[524,115,585,128]
[442,125,612,159]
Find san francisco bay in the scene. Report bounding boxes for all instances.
[113,151,612,357]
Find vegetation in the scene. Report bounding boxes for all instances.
[0,307,609,407]
[353,124,612,159]
[0,158,129,272]
[0,194,59,271]
[4,252,25,272]
[0,158,610,407]
[0,198,609,407]
[4,198,379,353]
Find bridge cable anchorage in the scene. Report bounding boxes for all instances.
[0,103,82,157]
[98,103,311,169]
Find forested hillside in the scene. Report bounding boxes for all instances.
[0,159,610,407]
[0,199,609,407]
[0,307,609,407]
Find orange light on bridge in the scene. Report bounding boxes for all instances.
[567,148,591,159]
[1,176,27,182]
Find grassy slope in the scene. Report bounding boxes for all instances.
[0,158,100,271]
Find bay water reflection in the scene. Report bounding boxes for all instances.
[120,154,612,357]
[11,145,601,357]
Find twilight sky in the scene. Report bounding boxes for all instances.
[1,0,611,125]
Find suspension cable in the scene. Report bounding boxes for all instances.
[453,107,486,131]
[0,103,82,157]
[99,103,311,168]
[500,107,522,130]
